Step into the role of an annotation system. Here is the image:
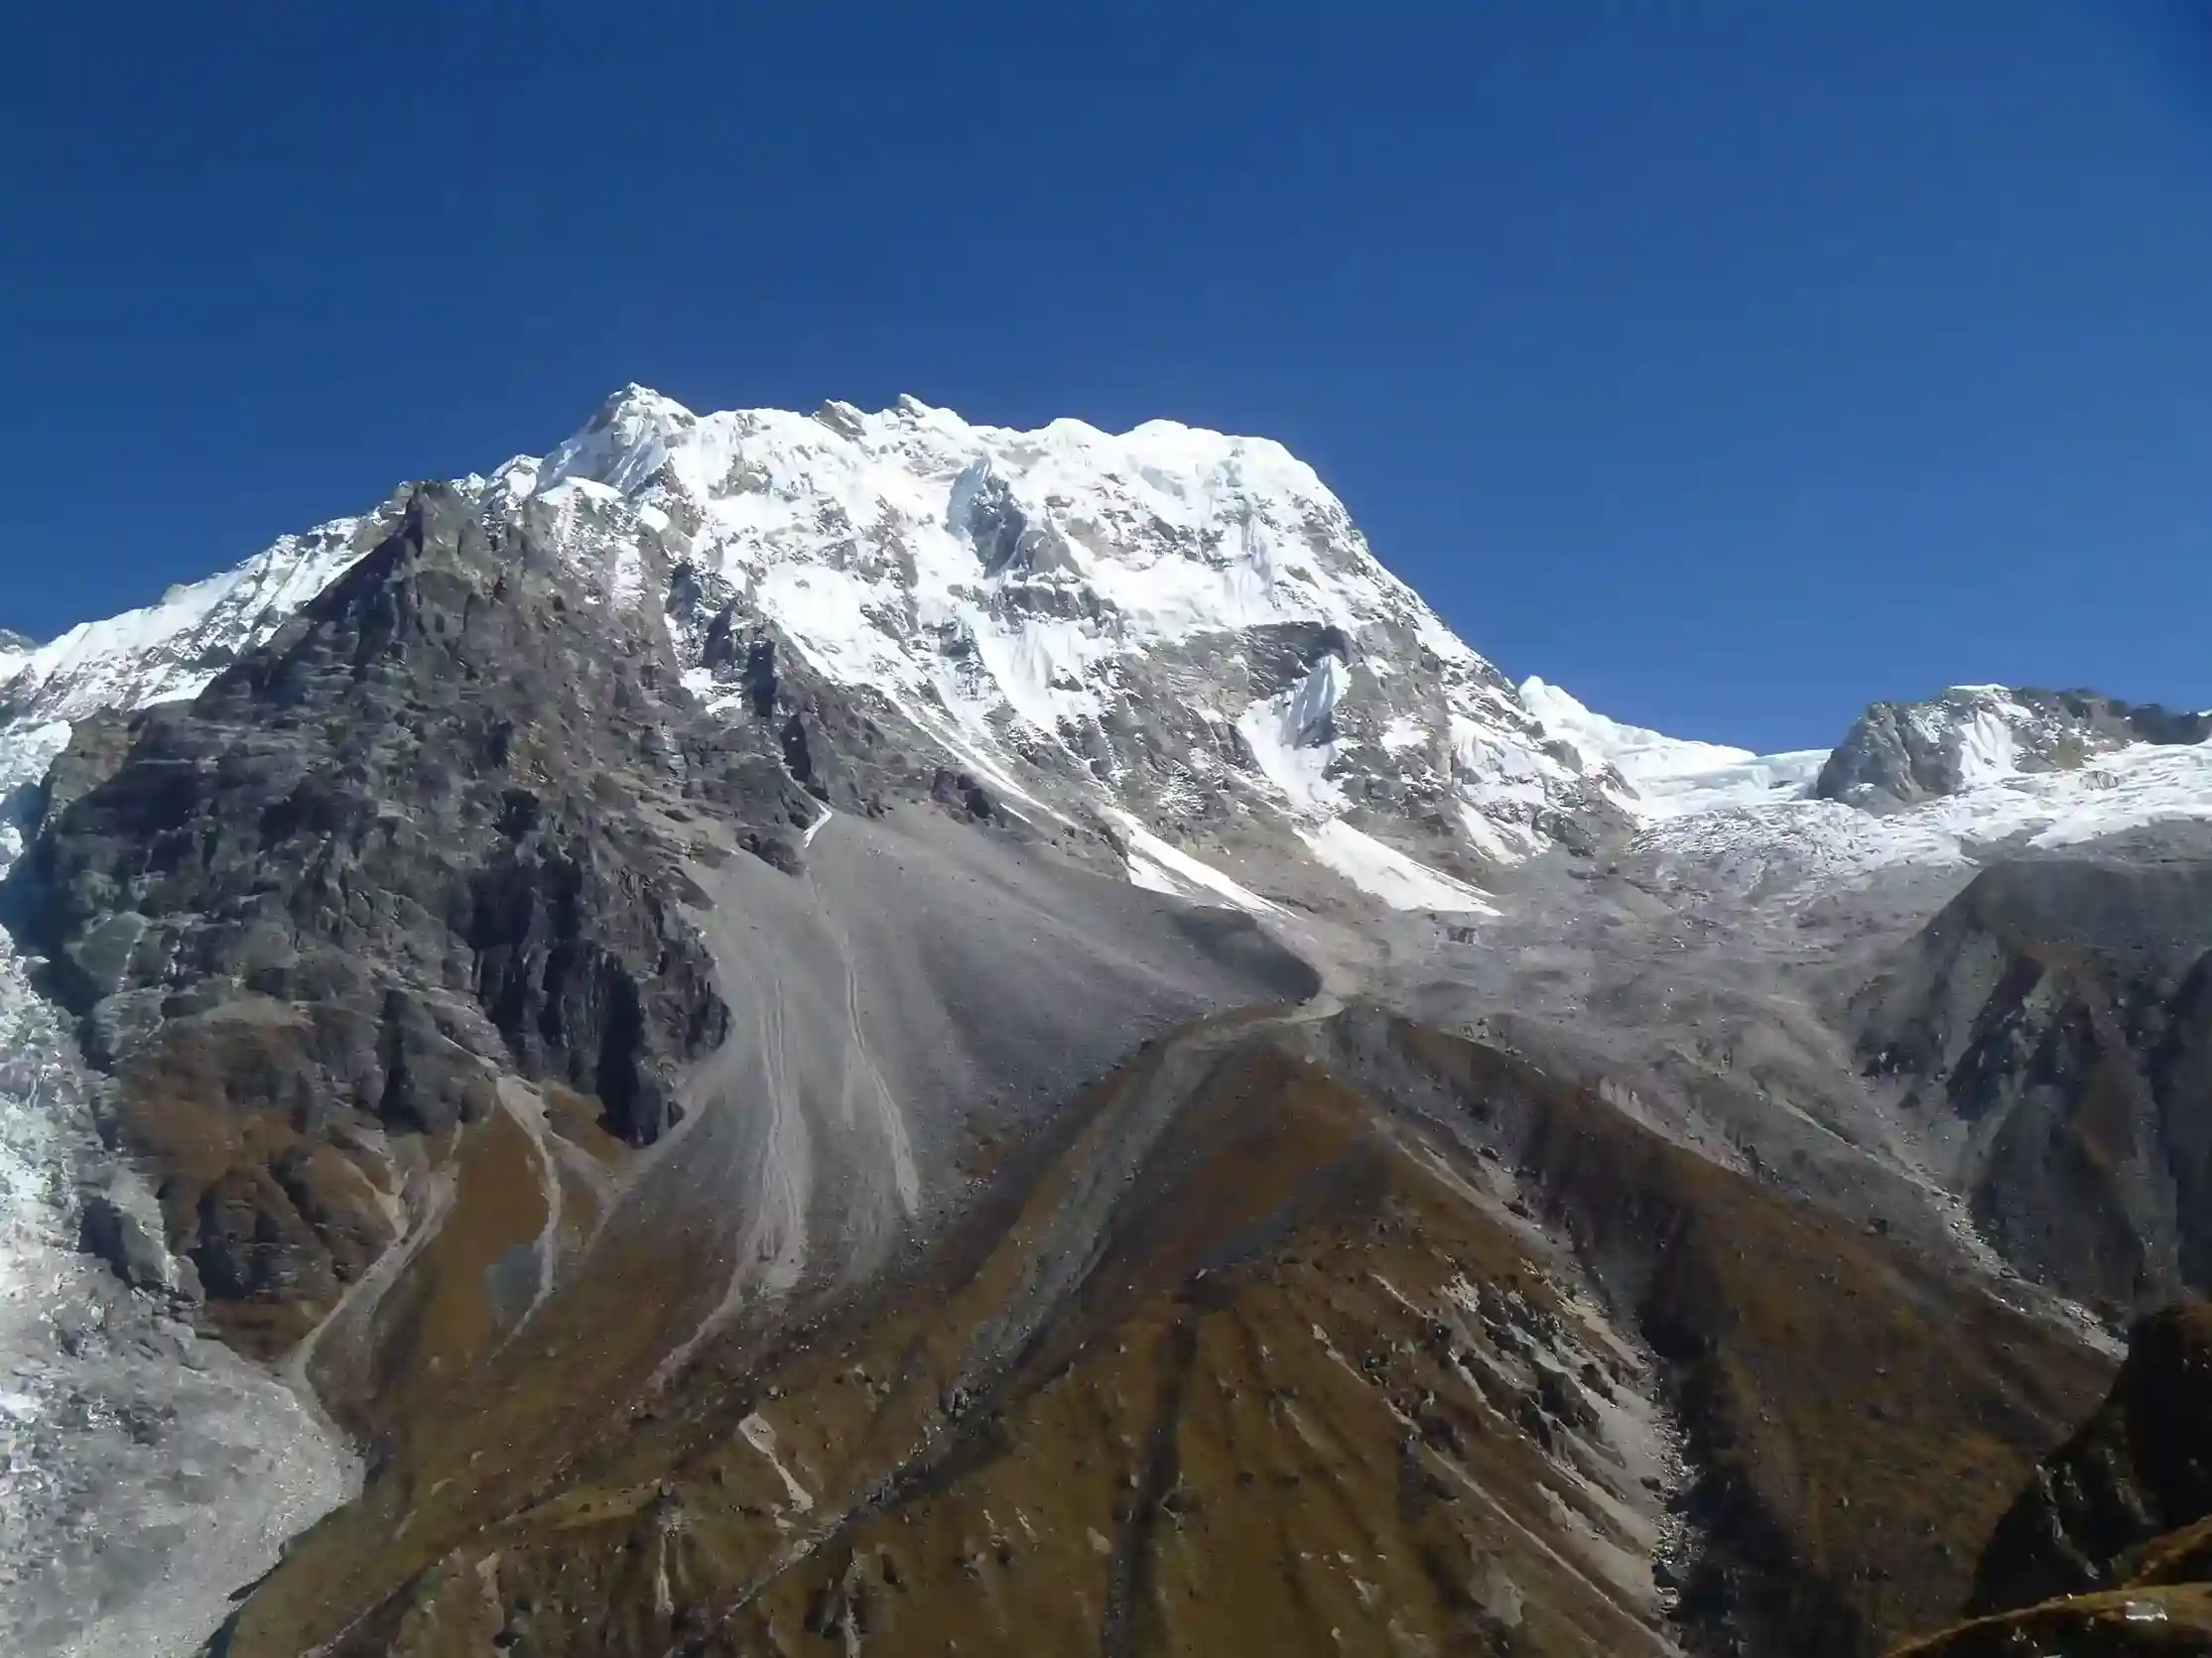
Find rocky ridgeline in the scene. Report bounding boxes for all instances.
[1817,686,2211,811]
[5,482,925,1352]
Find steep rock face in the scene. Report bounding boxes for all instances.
[6,482,827,1350]
[1817,688,2211,813]
[0,514,376,724]
[1853,850,2212,1310]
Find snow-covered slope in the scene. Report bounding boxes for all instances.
[0,517,372,724]
[511,386,1626,892]
[1518,676,1827,822]
[9,386,2212,925]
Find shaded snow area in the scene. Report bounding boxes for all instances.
[0,726,354,1658]
[1236,653,1350,815]
[1519,676,1826,822]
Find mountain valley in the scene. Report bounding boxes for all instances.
[4,389,2212,1657]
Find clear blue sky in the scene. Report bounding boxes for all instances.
[4,3,2209,752]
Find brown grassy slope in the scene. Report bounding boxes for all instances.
[1884,1303,2212,1657]
[220,1010,2109,1658]
[1968,1300,2212,1615]
[1317,1015,2113,1657]
[228,1021,1687,1658]
[1887,1584,2212,1657]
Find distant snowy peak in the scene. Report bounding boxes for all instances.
[0,515,377,725]
[1518,677,1825,822]
[1814,685,2212,810]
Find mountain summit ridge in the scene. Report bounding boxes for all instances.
[10,388,2212,919]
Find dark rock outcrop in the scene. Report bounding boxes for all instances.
[2,483,821,1342]
[1818,688,2210,811]
[1854,851,2212,1310]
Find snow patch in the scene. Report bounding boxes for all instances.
[1520,677,1823,822]
[1236,656,1350,816]
[1296,820,1496,914]
[1108,811,1282,916]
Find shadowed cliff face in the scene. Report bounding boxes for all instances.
[1297,1015,2112,1658]
[1854,855,2212,1313]
[1967,1301,2212,1617]
[7,485,784,1351]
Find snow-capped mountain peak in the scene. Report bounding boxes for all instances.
[502,387,1627,889]
[3,387,1639,910]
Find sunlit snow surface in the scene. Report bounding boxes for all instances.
[1519,676,1828,822]
[0,519,365,724]
[1633,733,2212,902]
[1296,819,1496,914]
[523,386,1600,863]
[1108,810,1282,916]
